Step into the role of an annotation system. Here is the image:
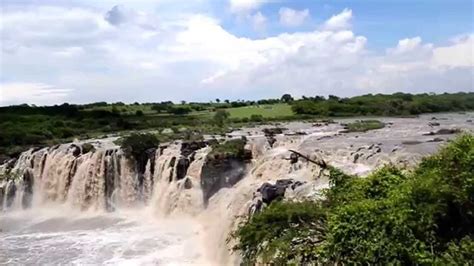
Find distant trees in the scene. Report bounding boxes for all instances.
[281,94,294,103]
[213,109,230,127]
[168,106,191,115]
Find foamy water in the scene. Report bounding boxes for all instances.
[0,208,208,265]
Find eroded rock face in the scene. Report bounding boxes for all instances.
[201,157,249,205]
[176,157,190,180]
[248,179,305,215]
[423,128,461,136]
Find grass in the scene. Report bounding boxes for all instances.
[226,104,294,119]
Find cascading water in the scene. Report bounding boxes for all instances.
[1,113,473,264]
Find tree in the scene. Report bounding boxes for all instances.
[213,109,230,127]
[216,98,221,103]
[225,99,230,104]
[281,94,294,103]
[151,103,169,113]
[168,106,191,115]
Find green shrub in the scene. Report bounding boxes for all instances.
[233,134,474,265]
[207,138,248,160]
[117,133,159,161]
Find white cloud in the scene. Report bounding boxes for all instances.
[279,7,309,27]
[323,8,353,30]
[0,4,472,105]
[229,0,266,14]
[433,34,474,67]
[250,11,267,31]
[0,82,72,106]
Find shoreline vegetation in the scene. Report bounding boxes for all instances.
[1,92,473,161]
[233,134,474,264]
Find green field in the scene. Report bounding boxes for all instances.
[226,104,294,118]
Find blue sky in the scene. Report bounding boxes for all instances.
[0,0,473,105]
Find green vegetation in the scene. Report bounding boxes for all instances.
[0,92,472,161]
[344,120,385,132]
[291,92,474,116]
[116,133,159,161]
[233,134,474,264]
[227,104,293,119]
[207,138,249,160]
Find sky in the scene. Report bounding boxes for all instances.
[0,0,473,106]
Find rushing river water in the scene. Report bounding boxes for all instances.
[1,113,473,265]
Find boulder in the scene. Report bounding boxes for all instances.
[176,157,190,180]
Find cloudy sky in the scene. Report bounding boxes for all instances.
[0,0,473,106]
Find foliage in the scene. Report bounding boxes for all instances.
[291,92,474,116]
[344,120,385,132]
[81,143,96,153]
[207,138,248,160]
[213,109,230,127]
[233,134,474,264]
[116,133,159,161]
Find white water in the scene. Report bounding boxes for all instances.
[1,113,473,265]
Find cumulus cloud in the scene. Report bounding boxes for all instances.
[279,7,310,27]
[250,11,267,31]
[0,3,472,105]
[323,8,353,30]
[229,0,266,14]
[0,82,73,106]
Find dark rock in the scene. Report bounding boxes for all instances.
[428,137,444,142]
[467,120,473,123]
[184,177,193,189]
[428,122,440,127]
[176,157,190,180]
[181,141,207,158]
[402,140,423,145]
[423,128,461,136]
[376,147,382,153]
[201,157,248,205]
[257,179,305,205]
[258,182,286,204]
[290,153,299,164]
[169,157,176,168]
[353,153,360,163]
[70,144,81,157]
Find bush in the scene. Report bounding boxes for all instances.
[117,133,159,161]
[233,134,474,264]
[207,138,248,160]
[249,114,263,122]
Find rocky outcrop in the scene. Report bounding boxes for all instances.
[263,128,285,148]
[248,179,305,215]
[423,128,461,136]
[201,139,252,205]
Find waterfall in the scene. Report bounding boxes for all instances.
[2,116,466,264]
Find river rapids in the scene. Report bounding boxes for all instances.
[1,113,473,265]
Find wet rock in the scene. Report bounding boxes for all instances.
[257,179,305,205]
[290,153,299,164]
[176,157,190,180]
[183,177,193,189]
[169,157,176,168]
[353,153,360,163]
[402,140,423,145]
[258,182,286,204]
[428,122,440,127]
[181,141,207,158]
[201,157,248,205]
[376,147,382,153]
[423,128,461,136]
[427,138,444,142]
[467,120,472,123]
[70,144,81,157]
